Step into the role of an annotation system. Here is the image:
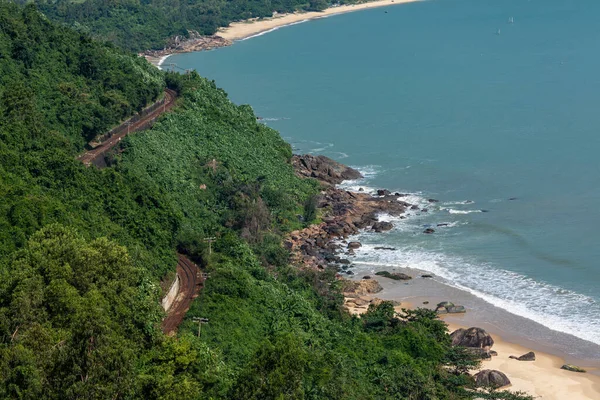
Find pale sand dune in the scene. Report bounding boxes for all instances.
[218,0,421,41]
[445,322,600,400]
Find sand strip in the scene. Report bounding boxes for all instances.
[345,291,600,399]
[445,322,600,400]
[218,0,422,41]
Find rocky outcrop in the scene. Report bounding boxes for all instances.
[144,33,232,58]
[561,364,586,373]
[509,351,535,361]
[474,370,511,388]
[375,271,412,280]
[347,241,362,249]
[343,279,383,296]
[436,301,466,314]
[450,327,494,350]
[292,154,362,185]
[372,221,393,232]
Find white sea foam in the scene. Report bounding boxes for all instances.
[444,208,482,214]
[156,54,171,69]
[349,243,600,345]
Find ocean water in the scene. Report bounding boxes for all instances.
[169,0,600,353]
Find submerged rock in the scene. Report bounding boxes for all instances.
[423,228,435,234]
[450,327,494,350]
[374,246,397,251]
[474,370,511,388]
[347,241,362,249]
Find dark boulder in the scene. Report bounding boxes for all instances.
[428,198,440,203]
[374,246,397,251]
[423,228,435,234]
[347,242,362,249]
[474,370,511,388]
[410,205,419,210]
[509,351,535,361]
[421,274,433,278]
[375,271,412,280]
[437,223,449,227]
[561,364,586,373]
[466,348,492,360]
[377,189,391,196]
[450,327,494,350]
[362,275,371,280]
[372,221,394,232]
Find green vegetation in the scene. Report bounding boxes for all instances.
[0,3,533,399]
[30,0,364,52]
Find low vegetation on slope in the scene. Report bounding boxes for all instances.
[0,4,532,399]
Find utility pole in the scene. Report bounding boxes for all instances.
[193,317,209,337]
[203,237,216,255]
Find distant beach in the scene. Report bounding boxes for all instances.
[217,0,421,41]
[146,0,421,66]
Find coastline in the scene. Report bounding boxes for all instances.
[217,0,421,41]
[288,154,600,399]
[344,276,600,400]
[144,0,420,66]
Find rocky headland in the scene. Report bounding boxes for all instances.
[286,154,412,272]
[143,32,232,62]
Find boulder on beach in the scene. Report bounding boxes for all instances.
[474,370,511,388]
[347,241,362,249]
[435,306,448,314]
[465,348,492,360]
[450,327,494,350]
[421,274,433,278]
[343,279,383,295]
[509,351,535,361]
[375,271,412,280]
[561,364,586,373]
[437,301,454,308]
[372,221,394,232]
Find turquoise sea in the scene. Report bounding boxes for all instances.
[169,0,600,356]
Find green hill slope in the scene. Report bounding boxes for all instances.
[0,4,531,399]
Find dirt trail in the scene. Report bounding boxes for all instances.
[161,254,204,335]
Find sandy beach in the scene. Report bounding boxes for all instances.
[446,322,600,400]
[217,0,421,41]
[345,288,600,399]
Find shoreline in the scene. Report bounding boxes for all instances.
[288,154,600,399]
[144,0,420,66]
[217,0,421,41]
[344,280,600,399]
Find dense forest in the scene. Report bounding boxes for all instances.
[29,0,349,52]
[0,2,532,399]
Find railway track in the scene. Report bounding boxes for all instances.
[161,254,204,335]
[78,88,177,167]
